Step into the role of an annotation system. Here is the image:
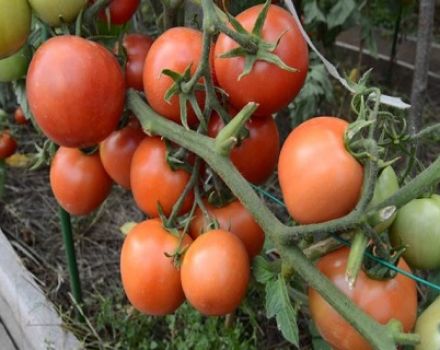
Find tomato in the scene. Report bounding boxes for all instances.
[122,33,153,91]
[28,0,86,27]
[143,27,204,125]
[0,0,31,59]
[99,122,144,189]
[120,219,192,315]
[390,195,440,270]
[189,200,264,258]
[27,36,125,148]
[50,147,112,216]
[181,229,250,315]
[99,0,140,25]
[208,112,279,184]
[278,117,363,224]
[0,45,31,82]
[130,137,194,217]
[14,106,28,125]
[0,132,17,159]
[309,248,417,350]
[214,4,308,117]
[415,296,440,350]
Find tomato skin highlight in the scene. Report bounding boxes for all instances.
[415,296,440,350]
[214,4,308,117]
[309,247,417,350]
[278,116,364,224]
[0,132,17,159]
[27,36,125,148]
[181,229,250,316]
[50,147,112,216]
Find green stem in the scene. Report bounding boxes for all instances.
[386,3,403,85]
[345,230,369,288]
[412,122,440,141]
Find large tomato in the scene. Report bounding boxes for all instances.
[130,137,194,217]
[50,147,112,216]
[415,296,440,350]
[99,0,140,25]
[181,229,250,315]
[309,248,417,350]
[390,195,440,270]
[0,45,31,82]
[208,112,279,184]
[0,0,31,59]
[214,4,308,117]
[278,117,363,224]
[120,219,192,315]
[143,27,204,125]
[27,36,125,148]
[189,200,264,258]
[0,132,17,159]
[28,0,86,27]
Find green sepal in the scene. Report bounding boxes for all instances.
[226,12,247,34]
[252,0,271,36]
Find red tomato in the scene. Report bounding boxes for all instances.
[189,200,264,258]
[181,229,250,315]
[0,132,17,159]
[214,4,308,117]
[120,219,192,315]
[98,0,140,25]
[130,137,194,217]
[309,248,417,350]
[208,112,279,184]
[278,117,363,224]
[143,27,204,125]
[14,106,28,125]
[50,147,112,216]
[122,33,153,91]
[27,36,125,148]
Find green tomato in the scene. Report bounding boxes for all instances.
[390,195,440,270]
[0,45,32,82]
[28,0,86,27]
[415,296,440,350]
[0,0,32,59]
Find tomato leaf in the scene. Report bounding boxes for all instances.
[252,256,276,284]
[12,80,35,124]
[303,1,326,24]
[327,0,356,29]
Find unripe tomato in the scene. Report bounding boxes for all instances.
[122,34,153,91]
[309,248,417,350]
[120,219,192,315]
[50,147,112,216]
[0,132,17,159]
[14,107,28,125]
[415,296,440,350]
[27,36,125,148]
[28,0,86,27]
[181,229,250,316]
[99,0,140,25]
[0,45,32,82]
[278,117,363,224]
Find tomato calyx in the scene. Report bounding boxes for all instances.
[29,139,57,170]
[80,145,99,156]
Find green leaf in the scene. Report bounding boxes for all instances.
[303,1,326,24]
[252,256,276,284]
[327,0,356,29]
[12,80,35,123]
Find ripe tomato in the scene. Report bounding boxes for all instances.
[143,27,204,125]
[309,248,417,350]
[278,117,363,224]
[0,0,31,59]
[390,195,440,270]
[214,4,308,117]
[0,45,31,82]
[120,219,192,315]
[0,132,17,159]
[50,147,112,216]
[415,296,440,350]
[27,36,125,148]
[99,0,140,25]
[189,200,264,258]
[14,106,28,125]
[181,229,250,315]
[28,0,86,27]
[130,137,194,217]
[122,33,153,91]
[99,122,144,189]
[208,112,279,184]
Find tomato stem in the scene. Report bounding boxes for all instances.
[345,230,369,288]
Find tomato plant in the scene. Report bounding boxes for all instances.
[0,45,31,82]
[27,36,125,148]
[28,0,86,27]
[50,147,112,216]
[0,132,17,159]
[181,229,250,316]
[99,0,140,25]
[14,106,28,125]
[309,248,417,350]
[415,296,440,350]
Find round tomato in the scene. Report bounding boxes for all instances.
[208,112,279,184]
[28,0,86,27]
[122,33,153,91]
[0,132,17,159]
[99,0,140,25]
[27,36,125,148]
[278,117,363,224]
[50,147,112,216]
[143,27,204,125]
[100,122,144,189]
[309,247,417,350]
[14,106,28,125]
[130,137,194,217]
[0,0,31,59]
[189,200,264,258]
[120,219,192,315]
[214,4,308,117]
[0,45,31,82]
[415,296,440,350]
[390,195,440,270]
[181,229,250,315]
